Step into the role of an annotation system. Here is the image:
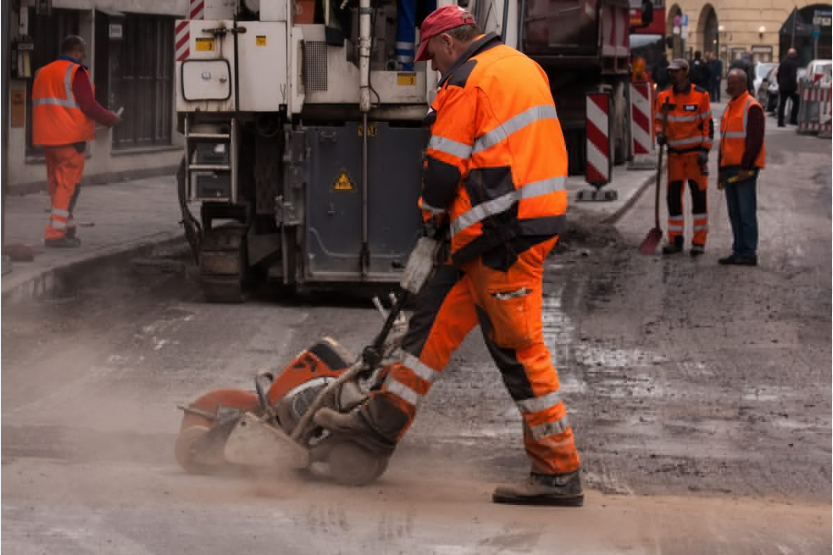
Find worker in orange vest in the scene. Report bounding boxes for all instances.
[632,56,649,84]
[654,58,713,256]
[314,5,583,507]
[717,68,766,266]
[31,35,121,248]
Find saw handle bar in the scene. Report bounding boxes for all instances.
[255,371,277,419]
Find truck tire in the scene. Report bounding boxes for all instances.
[612,81,630,165]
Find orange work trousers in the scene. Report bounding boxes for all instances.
[361,236,581,476]
[666,152,708,246]
[44,145,85,240]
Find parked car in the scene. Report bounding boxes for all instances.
[758,66,808,116]
[804,59,832,85]
[753,62,778,99]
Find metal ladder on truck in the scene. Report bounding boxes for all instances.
[182,114,250,302]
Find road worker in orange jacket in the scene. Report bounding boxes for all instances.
[654,58,714,256]
[716,68,766,266]
[315,5,583,507]
[32,35,121,248]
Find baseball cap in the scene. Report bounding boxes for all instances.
[414,6,477,62]
[667,58,689,71]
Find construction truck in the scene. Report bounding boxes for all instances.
[175,0,632,302]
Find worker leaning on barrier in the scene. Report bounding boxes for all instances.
[655,58,714,257]
[314,5,584,507]
[32,35,121,248]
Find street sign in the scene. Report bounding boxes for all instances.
[682,14,688,26]
[812,28,821,40]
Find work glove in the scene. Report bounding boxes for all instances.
[697,151,709,166]
[656,133,667,146]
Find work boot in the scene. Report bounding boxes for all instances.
[66,227,77,239]
[44,236,81,248]
[718,254,757,266]
[690,244,705,257]
[661,237,683,255]
[493,470,584,507]
[313,407,397,457]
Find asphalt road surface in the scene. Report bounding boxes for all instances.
[3,110,830,553]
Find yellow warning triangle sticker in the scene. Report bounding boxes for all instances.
[333,171,354,191]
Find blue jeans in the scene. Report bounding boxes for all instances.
[724,170,758,257]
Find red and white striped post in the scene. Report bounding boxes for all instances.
[627,81,657,169]
[579,91,618,201]
[586,91,611,186]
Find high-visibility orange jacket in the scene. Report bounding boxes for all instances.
[32,59,95,146]
[421,33,568,266]
[719,91,766,169]
[654,83,713,154]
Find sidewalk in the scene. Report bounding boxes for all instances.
[1,162,656,303]
[1,176,183,303]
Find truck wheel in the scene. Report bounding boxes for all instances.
[199,224,249,303]
[612,81,630,164]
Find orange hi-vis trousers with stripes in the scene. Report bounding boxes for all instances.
[44,145,85,240]
[359,237,581,476]
[666,151,708,247]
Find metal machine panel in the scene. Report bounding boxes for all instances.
[237,21,289,111]
[304,123,426,281]
[176,20,288,112]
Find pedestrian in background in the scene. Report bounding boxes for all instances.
[729,51,755,93]
[777,47,800,127]
[708,52,723,102]
[718,68,765,266]
[652,54,670,91]
[654,58,713,257]
[32,35,121,248]
[690,51,711,91]
[314,5,584,507]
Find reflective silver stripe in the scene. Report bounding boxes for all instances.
[402,353,440,384]
[701,110,712,118]
[396,55,415,63]
[472,105,558,154]
[51,207,70,217]
[516,391,562,414]
[667,114,700,122]
[667,137,705,147]
[396,41,414,50]
[450,176,566,236]
[668,215,684,221]
[529,415,570,440]
[722,131,745,138]
[32,64,78,108]
[49,220,68,230]
[692,212,708,219]
[428,135,473,160]
[420,201,446,215]
[384,376,421,407]
[693,224,709,231]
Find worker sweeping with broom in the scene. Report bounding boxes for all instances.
[653,58,714,257]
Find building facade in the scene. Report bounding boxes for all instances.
[8,0,188,190]
[665,0,831,70]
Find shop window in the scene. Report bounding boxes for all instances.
[108,15,174,150]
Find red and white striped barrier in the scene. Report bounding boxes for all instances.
[586,91,611,186]
[798,84,831,134]
[175,0,205,63]
[630,82,653,155]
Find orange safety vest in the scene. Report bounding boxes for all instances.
[719,91,766,169]
[655,83,713,153]
[31,59,95,146]
[422,33,568,265]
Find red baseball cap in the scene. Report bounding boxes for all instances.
[414,6,477,62]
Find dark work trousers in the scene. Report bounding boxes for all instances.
[778,90,800,125]
[724,172,759,257]
[667,179,708,246]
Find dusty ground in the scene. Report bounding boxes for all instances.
[2,121,830,553]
